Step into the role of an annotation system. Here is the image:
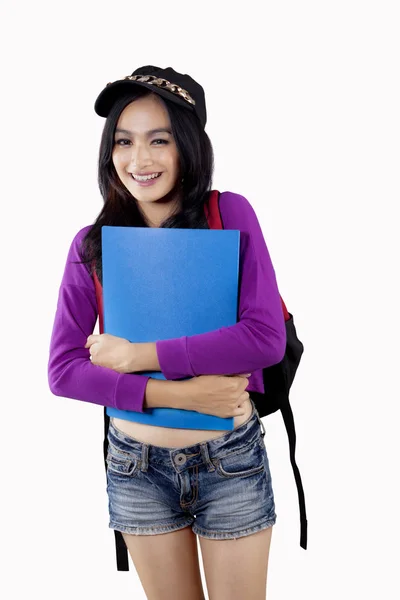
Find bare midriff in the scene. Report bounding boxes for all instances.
[112,397,253,448]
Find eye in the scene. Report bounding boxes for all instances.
[114,138,168,147]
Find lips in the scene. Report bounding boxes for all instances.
[131,172,162,181]
[131,172,163,187]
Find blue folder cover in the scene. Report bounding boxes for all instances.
[102,226,240,430]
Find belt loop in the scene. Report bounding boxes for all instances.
[140,443,149,471]
[200,442,216,472]
[259,417,266,437]
[252,399,266,438]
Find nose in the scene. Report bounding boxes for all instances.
[129,143,153,169]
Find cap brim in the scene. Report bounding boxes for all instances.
[94,79,194,118]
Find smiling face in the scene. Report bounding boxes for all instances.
[112,93,182,226]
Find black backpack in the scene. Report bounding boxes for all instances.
[94,190,307,571]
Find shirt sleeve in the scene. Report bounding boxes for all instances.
[47,226,150,412]
[155,192,287,379]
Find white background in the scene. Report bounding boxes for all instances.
[1,0,399,598]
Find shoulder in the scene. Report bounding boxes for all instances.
[218,191,260,231]
[62,224,95,288]
[71,224,94,248]
[66,224,94,258]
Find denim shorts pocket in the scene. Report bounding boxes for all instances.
[212,436,265,479]
[106,440,140,478]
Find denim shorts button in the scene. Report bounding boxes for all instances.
[174,453,187,465]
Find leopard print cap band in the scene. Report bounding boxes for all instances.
[106,75,196,107]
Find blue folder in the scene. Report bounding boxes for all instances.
[102,226,240,430]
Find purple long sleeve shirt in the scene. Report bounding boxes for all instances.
[48,191,286,412]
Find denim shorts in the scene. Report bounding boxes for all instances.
[106,398,277,540]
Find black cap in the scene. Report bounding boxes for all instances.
[94,65,207,129]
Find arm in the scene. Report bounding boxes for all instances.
[143,378,191,409]
[48,226,151,412]
[133,342,161,372]
[153,192,287,379]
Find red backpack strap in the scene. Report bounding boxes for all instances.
[281,296,290,322]
[91,260,104,334]
[204,190,223,229]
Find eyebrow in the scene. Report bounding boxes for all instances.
[114,127,172,136]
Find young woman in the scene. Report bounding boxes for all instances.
[48,65,286,599]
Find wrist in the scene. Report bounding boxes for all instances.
[134,342,161,372]
[127,342,138,372]
[144,378,192,409]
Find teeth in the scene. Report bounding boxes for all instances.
[132,172,161,182]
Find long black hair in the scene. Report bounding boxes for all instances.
[76,86,215,283]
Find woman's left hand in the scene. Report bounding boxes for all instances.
[84,333,136,374]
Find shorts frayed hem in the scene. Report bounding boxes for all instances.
[192,515,277,540]
[109,517,194,536]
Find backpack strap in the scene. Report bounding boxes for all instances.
[104,407,130,570]
[92,261,130,571]
[281,314,307,549]
[281,296,290,322]
[280,392,308,549]
[259,311,308,549]
[93,266,104,335]
[204,190,222,228]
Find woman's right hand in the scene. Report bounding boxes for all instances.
[185,373,251,418]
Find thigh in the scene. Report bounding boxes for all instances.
[193,434,277,540]
[106,433,195,534]
[199,526,273,600]
[121,526,206,600]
